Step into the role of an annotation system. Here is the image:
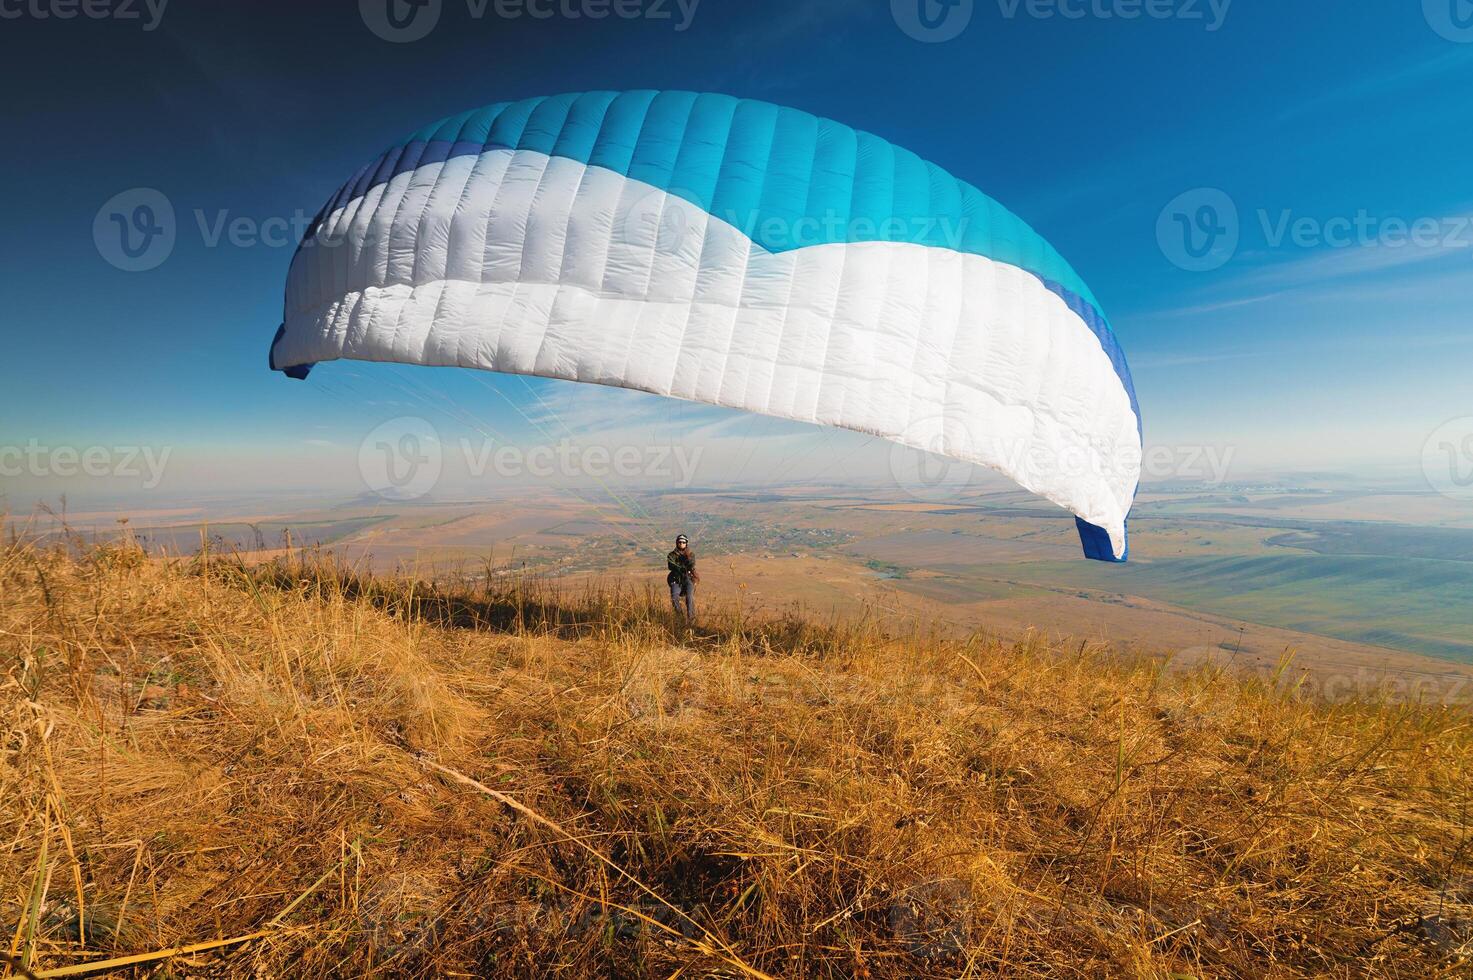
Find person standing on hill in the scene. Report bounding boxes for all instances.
[667,534,698,622]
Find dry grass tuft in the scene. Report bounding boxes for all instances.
[1,533,1470,977]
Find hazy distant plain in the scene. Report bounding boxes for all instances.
[31,479,1473,696]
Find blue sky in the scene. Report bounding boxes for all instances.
[2,0,1471,506]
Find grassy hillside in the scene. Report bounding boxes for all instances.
[1,537,1470,978]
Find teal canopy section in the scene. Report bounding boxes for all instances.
[319,91,1105,318]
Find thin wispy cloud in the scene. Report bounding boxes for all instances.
[1027,43,1473,228]
[1133,210,1473,324]
[1237,225,1473,291]
[1126,292,1290,323]
[1129,349,1262,370]
[1275,46,1473,123]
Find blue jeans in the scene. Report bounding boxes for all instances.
[669,578,695,621]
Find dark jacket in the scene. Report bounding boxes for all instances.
[667,548,696,587]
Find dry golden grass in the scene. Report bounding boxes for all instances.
[1,533,1470,978]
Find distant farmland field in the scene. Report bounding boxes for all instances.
[131,516,391,554]
[1013,554,1473,663]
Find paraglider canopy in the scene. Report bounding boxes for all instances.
[269,90,1141,561]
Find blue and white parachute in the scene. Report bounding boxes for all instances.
[269,91,1141,561]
